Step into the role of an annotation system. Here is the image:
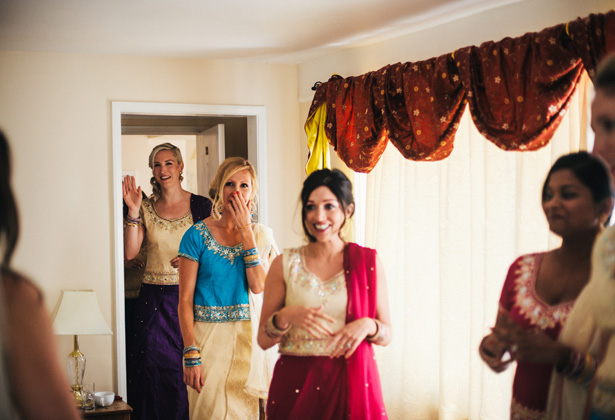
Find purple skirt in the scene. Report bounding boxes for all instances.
[128,283,189,420]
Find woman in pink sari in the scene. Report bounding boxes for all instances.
[257,168,392,419]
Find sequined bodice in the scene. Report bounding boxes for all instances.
[279,247,347,356]
[141,198,193,285]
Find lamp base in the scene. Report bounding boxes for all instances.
[67,335,86,405]
[70,384,83,406]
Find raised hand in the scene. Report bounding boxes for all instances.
[226,191,252,229]
[122,175,143,215]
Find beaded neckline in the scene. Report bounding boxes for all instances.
[195,222,243,264]
[299,246,344,283]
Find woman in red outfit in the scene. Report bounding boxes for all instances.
[479,152,613,420]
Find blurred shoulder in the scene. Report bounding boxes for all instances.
[1,269,43,307]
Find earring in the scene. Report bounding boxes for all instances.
[179,172,184,182]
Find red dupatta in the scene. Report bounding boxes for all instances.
[344,243,388,419]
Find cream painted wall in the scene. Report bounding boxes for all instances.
[0,51,301,393]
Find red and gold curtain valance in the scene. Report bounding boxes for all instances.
[305,11,615,173]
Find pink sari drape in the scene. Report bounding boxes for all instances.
[344,243,387,418]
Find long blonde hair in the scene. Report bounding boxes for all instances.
[148,143,183,200]
[209,157,258,220]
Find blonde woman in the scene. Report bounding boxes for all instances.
[178,157,278,419]
[122,143,212,420]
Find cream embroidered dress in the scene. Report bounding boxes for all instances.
[279,247,347,356]
[140,199,193,285]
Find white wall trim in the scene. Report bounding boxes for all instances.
[111,101,267,399]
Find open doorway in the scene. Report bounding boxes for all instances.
[111,102,267,398]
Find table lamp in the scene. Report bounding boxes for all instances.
[52,289,113,404]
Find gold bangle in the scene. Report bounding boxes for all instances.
[243,254,260,263]
[238,224,252,230]
[183,352,201,359]
[265,312,291,338]
[366,319,383,342]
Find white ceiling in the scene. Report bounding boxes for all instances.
[0,0,524,64]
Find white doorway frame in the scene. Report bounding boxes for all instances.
[111,101,267,398]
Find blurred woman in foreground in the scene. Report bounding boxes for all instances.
[0,130,80,420]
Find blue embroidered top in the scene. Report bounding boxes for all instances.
[178,221,250,323]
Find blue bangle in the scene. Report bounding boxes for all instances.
[242,247,259,257]
[183,345,200,355]
[245,259,262,268]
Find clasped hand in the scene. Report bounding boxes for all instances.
[481,311,561,373]
[279,306,375,358]
[326,318,376,359]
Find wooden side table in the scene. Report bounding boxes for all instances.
[81,401,132,420]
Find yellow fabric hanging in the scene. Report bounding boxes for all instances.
[304,102,331,175]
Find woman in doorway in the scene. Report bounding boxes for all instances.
[178,157,278,419]
[479,152,613,420]
[257,168,392,419]
[123,142,212,420]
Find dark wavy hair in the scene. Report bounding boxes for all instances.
[0,130,19,269]
[542,151,613,225]
[301,168,354,242]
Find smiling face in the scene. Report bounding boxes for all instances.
[222,169,253,209]
[542,169,604,237]
[152,149,184,187]
[304,186,352,243]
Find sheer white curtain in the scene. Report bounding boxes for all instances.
[363,79,588,419]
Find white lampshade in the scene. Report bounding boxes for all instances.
[53,290,113,336]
